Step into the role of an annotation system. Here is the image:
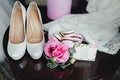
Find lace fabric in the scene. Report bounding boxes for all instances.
[44,14,120,55]
[102,32,120,54]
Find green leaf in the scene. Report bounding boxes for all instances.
[60,63,71,69]
[70,58,76,64]
[69,48,76,55]
[47,62,58,69]
[50,58,56,63]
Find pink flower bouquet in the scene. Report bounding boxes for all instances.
[44,31,97,69]
[44,35,70,63]
[44,35,76,69]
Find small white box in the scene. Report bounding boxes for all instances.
[73,44,97,61]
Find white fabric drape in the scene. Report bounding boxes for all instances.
[0,0,13,62]
[44,0,120,55]
[86,0,120,13]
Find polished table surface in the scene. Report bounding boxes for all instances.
[3,4,120,80]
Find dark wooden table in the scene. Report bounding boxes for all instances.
[3,2,120,80]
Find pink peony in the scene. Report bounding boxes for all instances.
[44,35,70,63]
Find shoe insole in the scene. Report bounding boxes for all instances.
[27,8,43,43]
[10,3,25,44]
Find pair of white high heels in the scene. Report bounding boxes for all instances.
[7,1,44,60]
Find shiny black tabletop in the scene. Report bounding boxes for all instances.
[3,1,120,80]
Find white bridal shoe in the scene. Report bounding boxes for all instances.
[7,1,26,60]
[27,2,45,59]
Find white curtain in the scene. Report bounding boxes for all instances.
[0,0,14,62]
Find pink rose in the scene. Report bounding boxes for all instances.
[44,35,70,63]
